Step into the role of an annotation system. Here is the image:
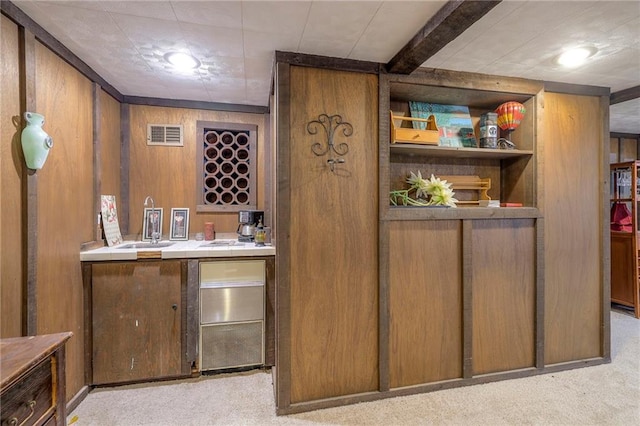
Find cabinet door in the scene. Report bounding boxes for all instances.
[471,219,536,374]
[389,220,463,387]
[92,261,182,384]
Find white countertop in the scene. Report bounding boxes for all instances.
[80,239,275,261]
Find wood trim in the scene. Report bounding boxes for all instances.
[378,73,391,393]
[600,94,612,359]
[186,260,199,371]
[92,83,102,241]
[1,0,123,103]
[264,111,272,228]
[390,68,543,96]
[610,132,640,139]
[54,340,67,426]
[264,257,276,366]
[277,357,609,415]
[379,74,391,219]
[82,263,93,385]
[275,51,381,75]
[378,222,390,392]
[122,95,268,114]
[119,103,130,234]
[65,385,89,416]
[19,27,37,336]
[544,81,610,97]
[275,62,292,410]
[386,0,502,74]
[610,85,640,105]
[535,218,545,368]
[180,261,190,375]
[462,220,473,378]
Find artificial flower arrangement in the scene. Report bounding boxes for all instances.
[389,171,458,207]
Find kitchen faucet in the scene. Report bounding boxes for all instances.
[144,196,159,244]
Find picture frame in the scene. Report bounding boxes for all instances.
[170,208,190,241]
[142,208,163,241]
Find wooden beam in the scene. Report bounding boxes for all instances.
[121,95,268,114]
[610,85,640,105]
[386,0,501,74]
[275,51,381,75]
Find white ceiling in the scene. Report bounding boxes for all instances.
[9,0,640,133]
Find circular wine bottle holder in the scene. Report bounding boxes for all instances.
[202,129,252,206]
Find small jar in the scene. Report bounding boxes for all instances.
[479,112,498,149]
[204,222,215,241]
[254,221,266,247]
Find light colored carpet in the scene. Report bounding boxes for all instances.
[69,310,639,425]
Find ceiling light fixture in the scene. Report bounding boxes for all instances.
[556,46,597,68]
[164,52,201,70]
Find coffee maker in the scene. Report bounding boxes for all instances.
[237,210,264,242]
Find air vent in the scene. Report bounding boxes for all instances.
[147,124,184,146]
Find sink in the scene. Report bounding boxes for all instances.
[116,242,175,249]
[200,240,244,247]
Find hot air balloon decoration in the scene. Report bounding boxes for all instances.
[495,101,526,149]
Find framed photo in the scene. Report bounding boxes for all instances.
[170,208,190,241]
[142,208,163,241]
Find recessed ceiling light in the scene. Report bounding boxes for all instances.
[164,52,201,70]
[556,47,597,68]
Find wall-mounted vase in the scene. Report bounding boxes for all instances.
[21,112,53,170]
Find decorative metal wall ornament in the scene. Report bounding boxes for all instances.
[306,113,353,172]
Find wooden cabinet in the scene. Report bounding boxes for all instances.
[610,161,640,317]
[274,56,608,415]
[1,332,72,426]
[382,70,542,388]
[89,261,191,385]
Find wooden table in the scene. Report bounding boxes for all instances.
[1,332,72,426]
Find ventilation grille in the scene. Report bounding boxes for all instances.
[147,124,183,146]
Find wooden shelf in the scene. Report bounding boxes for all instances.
[390,143,534,159]
[384,206,540,221]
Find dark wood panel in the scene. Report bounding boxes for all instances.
[542,92,603,364]
[288,66,379,403]
[619,138,638,162]
[0,15,23,338]
[91,261,182,384]
[471,219,536,375]
[389,221,462,387]
[610,233,637,306]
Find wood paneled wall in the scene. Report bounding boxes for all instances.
[128,106,266,237]
[34,41,94,396]
[542,92,605,364]
[287,66,379,403]
[1,15,23,338]
[99,90,121,200]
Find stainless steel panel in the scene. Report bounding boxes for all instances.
[200,285,264,324]
[200,260,265,287]
[200,321,264,370]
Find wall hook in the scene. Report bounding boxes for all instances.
[306,114,353,172]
